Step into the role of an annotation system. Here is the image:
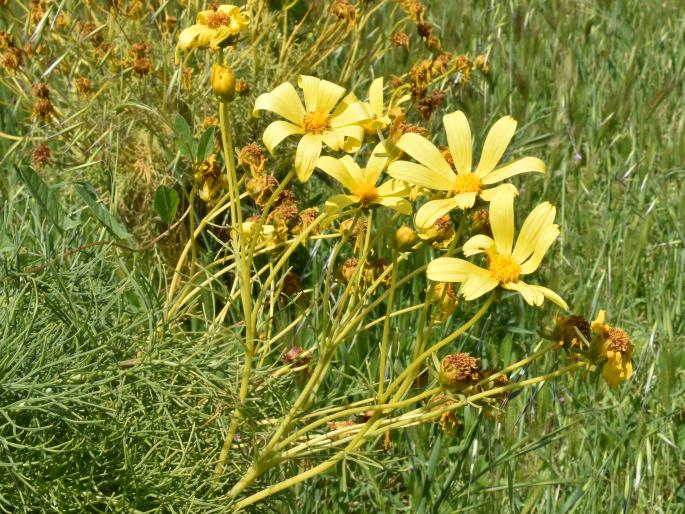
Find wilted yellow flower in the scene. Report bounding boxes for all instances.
[388,111,545,236]
[175,5,249,63]
[591,310,634,387]
[427,189,567,309]
[253,75,369,182]
[241,221,277,250]
[315,142,411,214]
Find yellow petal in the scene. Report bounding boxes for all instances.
[330,101,370,127]
[365,142,389,185]
[481,156,546,185]
[368,77,384,116]
[476,115,517,177]
[339,125,365,153]
[503,282,567,309]
[396,133,454,182]
[316,156,359,192]
[315,78,347,115]
[325,194,358,213]
[196,10,216,24]
[453,191,477,209]
[294,133,322,182]
[262,120,303,153]
[298,75,320,112]
[387,161,454,191]
[489,188,516,255]
[512,202,556,263]
[376,179,410,197]
[461,271,499,301]
[373,196,412,215]
[463,234,495,256]
[415,197,463,234]
[519,223,560,275]
[338,155,365,186]
[253,82,305,125]
[322,131,344,151]
[529,284,568,310]
[427,258,485,283]
[175,25,215,62]
[479,183,518,202]
[443,110,472,175]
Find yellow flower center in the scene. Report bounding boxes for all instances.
[452,172,481,194]
[205,11,232,29]
[302,111,330,134]
[488,253,521,283]
[353,184,379,205]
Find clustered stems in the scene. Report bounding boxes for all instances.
[158,4,594,510]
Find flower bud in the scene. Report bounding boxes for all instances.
[395,225,418,250]
[430,282,457,322]
[211,63,235,102]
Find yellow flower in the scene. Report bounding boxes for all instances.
[253,75,370,182]
[591,310,634,387]
[241,221,278,250]
[175,5,249,63]
[315,142,411,214]
[426,188,567,309]
[362,77,410,136]
[387,110,545,236]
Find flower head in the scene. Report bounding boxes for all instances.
[175,5,249,63]
[315,142,411,214]
[387,110,545,237]
[253,75,370,182]
[591,310,634,387]
[427,189,567,309]
[362,77,410,136]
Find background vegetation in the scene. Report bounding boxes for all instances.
[1,0,684,512]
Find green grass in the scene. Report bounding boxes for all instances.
[2,0,685,512]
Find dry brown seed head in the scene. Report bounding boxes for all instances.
[31,144,51,166]
[32,98,54,120]
[607,327,632,353]
[392,31,410,50]
[235,79,250,96]
[32,82,49,99]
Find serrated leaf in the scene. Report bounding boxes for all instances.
[154,185,179,224]
[16,165,66,233]
[196,127,216,162]
[173,113,196,161]
[74,182,130,239]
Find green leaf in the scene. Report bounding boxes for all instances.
[196,127,216,162]
[15,166,66,233]
[173,113,196,161]
[154,185,180,224]
[74,182,130,239]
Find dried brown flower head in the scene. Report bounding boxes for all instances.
[32,98,54,120]
[235,79,250,96]
[74,77,92,96]
[392,31,410,50]
[440,352,481,390]
[32,83,49,99]
[31,144,52,166]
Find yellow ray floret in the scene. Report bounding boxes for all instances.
[362,77,410,136]
[426,188,567,309]
[175,5,249,63]
[315,142,412,214]
[253,76,370,182]
[387,110,545,235]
